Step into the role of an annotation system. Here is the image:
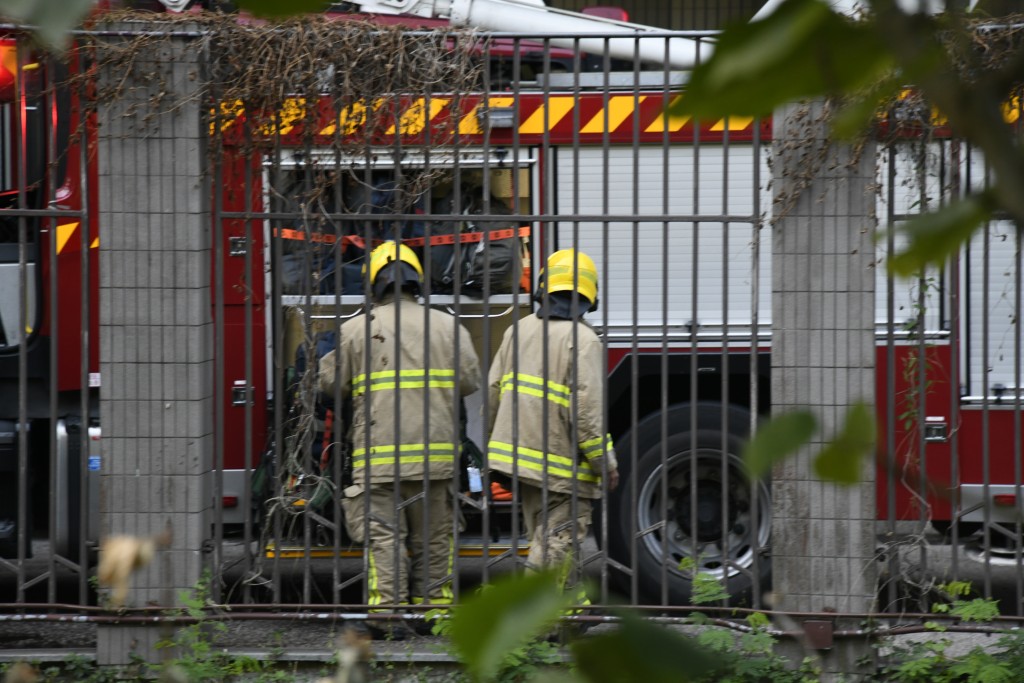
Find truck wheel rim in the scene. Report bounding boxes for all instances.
[635,448,771,583]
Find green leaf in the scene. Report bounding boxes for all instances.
[813,402,876,485]
[739,630,775,655]
[897,656,937,680]
[940,580,973,597]
[690,573,730,605]
[688,611,710,626]
[448,570,571,683]
[746,611,771,630]
[233,0,331,18]
[951,597,1001,623]
[975,662,1014,683]
[676,0,893,119]
[887,194,994,277]
[0,0,95,52]
[743,410,817,479]
[951,652,1014,683]
[571,611,721,683]
[696,628,735,653]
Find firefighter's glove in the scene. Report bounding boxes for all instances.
[606,468,620,493]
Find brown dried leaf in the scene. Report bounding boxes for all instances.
[3,662,39,683]
[97,535,158,608]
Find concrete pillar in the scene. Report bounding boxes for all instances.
[770,101,878,678]
[96,24,212,666]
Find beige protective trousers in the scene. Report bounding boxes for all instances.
[520,483,591,603]
[343,480,455,609]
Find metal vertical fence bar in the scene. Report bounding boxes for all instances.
[44,52,59,607]
[75,52,92,608]
[14,36,28,602]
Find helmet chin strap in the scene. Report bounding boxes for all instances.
[535,291,595,320]
[372,261,422,301]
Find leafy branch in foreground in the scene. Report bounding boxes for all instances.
[447,570,574,683]
[0,0,94,51]
[743,402,876,486]
[676,0,1024,278]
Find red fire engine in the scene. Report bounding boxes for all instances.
[0,0,1018,607]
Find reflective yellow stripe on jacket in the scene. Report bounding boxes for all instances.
[488,441,599,483]
[352,368,456,396]
[580,434,614,462]
[499,372,572,407]
[352,443,457,469]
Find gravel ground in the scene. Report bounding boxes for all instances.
[0,622,96,651]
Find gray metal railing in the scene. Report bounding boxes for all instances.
[0,26,1019,635]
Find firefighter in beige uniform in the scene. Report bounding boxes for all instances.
[319,242,481,626]
[487,249,618,602]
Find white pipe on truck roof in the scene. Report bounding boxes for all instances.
[444,0,714,69]
[156,0,980,69]
[752,0,980,21]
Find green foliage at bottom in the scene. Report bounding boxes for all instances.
[6,577,1023,682]
[432,598,565,683]
[874,635,1020,683]
[148,572,294,682]
[692,621,820,683]
[873,590,1018,683]
[15,655,122,683]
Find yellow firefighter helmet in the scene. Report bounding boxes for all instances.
[540,248,599,308]
[366,241,423,299]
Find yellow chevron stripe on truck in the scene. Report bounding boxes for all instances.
[54,222,98,255]
[319,98,386,137]
[458,96,516,134]
[645,95,689,132]
[581,95,646,133]
[519,97,575,134]
[212,90,1024,140]
[56,222,78,255]
[386,98,449,135]
[213,94,758,138]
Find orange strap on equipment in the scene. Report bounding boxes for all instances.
[272,228,366,250]
[402,225,531,247]
[273,226,530,249]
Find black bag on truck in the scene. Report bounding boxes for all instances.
[461,200,522,296]
[423,191,463,294]
[426,186,523,296]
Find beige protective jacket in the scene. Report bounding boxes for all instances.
[319,293,481,484]
[486,313,617,499]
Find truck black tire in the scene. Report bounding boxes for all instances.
[604,402,770,606]
[929,520,982,540]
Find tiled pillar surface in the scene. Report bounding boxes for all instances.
[770,99,879,676]
[95,24,212,666]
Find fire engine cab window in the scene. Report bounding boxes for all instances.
[0,41,14,214]
[0,46,47,349]
[0,98,14,347]
[0,100,16,243]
